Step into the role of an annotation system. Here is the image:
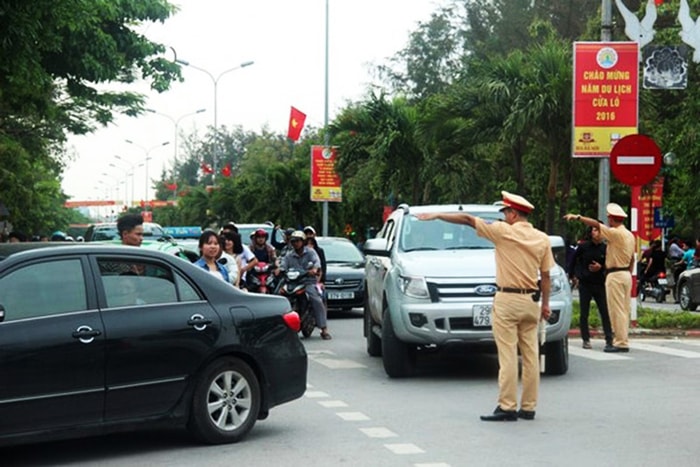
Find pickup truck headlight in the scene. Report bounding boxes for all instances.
[550,270,565,295]
[398,275,429,299]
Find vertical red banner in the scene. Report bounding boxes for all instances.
[310,145,342,202]
[572,42,639,157]
[630,178,664,243]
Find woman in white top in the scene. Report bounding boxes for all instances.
[231,231,257,290]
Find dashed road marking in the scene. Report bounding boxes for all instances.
[312,357,367,369]
[305,391,330,398]
[385,443,425,455]
[359,427,398,438]
[631,341,700,358]
[568,346,631,360]
[307,349,367,369]
[318,400,348,408]
[336,411,370,421]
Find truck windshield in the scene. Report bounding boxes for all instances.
[399,213,499,252]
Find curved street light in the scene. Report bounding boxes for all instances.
[124,140,170,209]
[175,59,254,180]
[146,108,206,162]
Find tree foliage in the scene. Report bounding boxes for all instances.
[0,0,180,234]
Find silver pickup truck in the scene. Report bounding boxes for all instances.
[363,203,572,378]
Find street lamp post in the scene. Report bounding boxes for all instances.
[113,155,137,208]
[175,59,254,181]
[124,140,170,208]
[108,163,130,207]
[146,108,206,162]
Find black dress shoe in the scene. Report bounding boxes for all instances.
[604,345,630,353]
[480,406,517,422]
[518,409,535,420]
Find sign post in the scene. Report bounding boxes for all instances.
[609,134,662,327]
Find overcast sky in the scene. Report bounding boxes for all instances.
[62,0,445,204]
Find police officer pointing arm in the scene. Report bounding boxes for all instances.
[418,191,554,422]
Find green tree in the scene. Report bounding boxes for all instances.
[0,0,180,232]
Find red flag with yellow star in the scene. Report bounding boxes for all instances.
[287,106,306,141]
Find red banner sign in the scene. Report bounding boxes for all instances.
[310,145,342,202]
[572,42,639,157]
[64,200,117,208]
[631,178,664,242]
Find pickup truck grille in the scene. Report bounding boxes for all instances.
[426,280,497,303]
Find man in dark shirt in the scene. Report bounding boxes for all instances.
[572,225,614,350]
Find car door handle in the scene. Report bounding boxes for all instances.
[72,325,101,344]
[188,314,212,331]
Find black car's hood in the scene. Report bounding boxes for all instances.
[325,262,365,279]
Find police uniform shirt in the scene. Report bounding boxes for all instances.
[474,218,555,289]
[599,224,634,270]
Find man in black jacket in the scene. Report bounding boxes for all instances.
[572,225,614,350]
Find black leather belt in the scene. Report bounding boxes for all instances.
[497,286,538,294]
[607,267,629,273]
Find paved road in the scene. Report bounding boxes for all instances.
[4,309,700,467]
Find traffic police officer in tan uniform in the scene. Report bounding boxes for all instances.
[564,203,635,352]
[418,191,554,422]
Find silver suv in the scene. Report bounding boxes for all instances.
[363,203,572,378]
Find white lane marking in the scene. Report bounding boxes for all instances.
[312,357,367,369]
[318,400,348,408]
[307,349,367,368]
[305,391,330,398]
[385,444,425,454]
[631,342,700,358]
[359,427,398,438]
[336,411,370,421]
[568,346,631,361]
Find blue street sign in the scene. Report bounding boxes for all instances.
[653,207,675,228]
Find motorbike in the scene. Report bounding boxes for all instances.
[278,268,316,338]
[639,271,669,303]
[246,261,277,294]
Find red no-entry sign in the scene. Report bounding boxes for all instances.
[609,134,661,186]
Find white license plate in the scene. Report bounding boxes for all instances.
[327,291,354,300]
[657,278,668,285]
[473,305,492,327]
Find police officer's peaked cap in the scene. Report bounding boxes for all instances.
[606,203,628,218]
[499,191,534,214]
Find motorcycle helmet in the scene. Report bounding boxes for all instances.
[290,230,306,242]
[50,231,67,241]
[254,228,268,239]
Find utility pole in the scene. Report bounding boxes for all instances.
[599,0,613,221]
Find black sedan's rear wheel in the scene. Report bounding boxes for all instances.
[188,357,261,444]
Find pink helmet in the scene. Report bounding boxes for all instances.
[254,228,268,239]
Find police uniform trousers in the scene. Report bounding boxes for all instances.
[605,271,631,348]
[492,292,540,412]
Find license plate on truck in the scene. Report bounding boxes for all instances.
[473,305,492,327]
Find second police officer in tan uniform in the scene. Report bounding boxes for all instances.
[418,191,554,422]
[564,203,635,352]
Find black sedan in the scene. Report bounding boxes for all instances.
[0,244,307,447]
[317,237,366,311]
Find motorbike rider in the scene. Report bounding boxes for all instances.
[272,225,295,258]
[249,228,277,264]
[642,240,666,288]
[277,230,332,340]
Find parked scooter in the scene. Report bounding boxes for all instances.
[247,261,277,294]
[278,268,316,338]
[639,271,669,303]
